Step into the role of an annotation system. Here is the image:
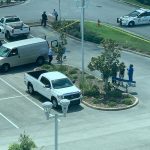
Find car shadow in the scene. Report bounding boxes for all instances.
[0,63,40,75]
[25,90,84,113]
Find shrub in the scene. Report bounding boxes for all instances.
[68,68,78,74]
[86,75,95,79]
[72,75,78,80]
[83,82,100,97]
[108,89,122,98]
[122,98,133,105]
[8,143,20,150]
[84,30,103,44]
[8,132,36,150]
[108,101,117,107]
[137,0,150,5]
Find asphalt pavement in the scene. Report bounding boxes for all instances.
[0,25,150,150]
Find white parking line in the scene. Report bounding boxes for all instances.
[0,113,19,129]
[0,95,28,101]
[0,78,44,110]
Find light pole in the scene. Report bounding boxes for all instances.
[58,0,61,21]
[42,99,70,150]
[75,0,88,93]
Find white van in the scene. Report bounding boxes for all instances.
[0,37,49,72]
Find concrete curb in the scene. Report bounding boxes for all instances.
[82,95,139,111]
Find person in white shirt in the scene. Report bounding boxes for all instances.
[48,46,53,65]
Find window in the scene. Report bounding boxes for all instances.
[146,12,150,16]
[52,78,73,89]
[139,13,147,17]
[8,48,18,57]
[128,11,140,17]
[5,17,20,23]
[0,46,10,57]
[40,77,51,87]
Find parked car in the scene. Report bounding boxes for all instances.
[0,38,49,72]
[0,15,30,39]
[24,70,82,108]
[117,8,150,27]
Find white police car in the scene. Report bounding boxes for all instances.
[117,8,150,27]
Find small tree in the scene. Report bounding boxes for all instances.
[88,39,121,97]
[8,132,36,150]
[55,30,67,64]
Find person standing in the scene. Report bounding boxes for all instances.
[119,62,125,79]
[52,9,58,21]
[48,46,53,65]
[127,64,134,82]
[111,63,118,83]
[119,62,126,86]
[41,11,48,27]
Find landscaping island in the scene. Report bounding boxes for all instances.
[40,64,138,111]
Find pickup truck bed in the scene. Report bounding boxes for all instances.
[27,70,47,79]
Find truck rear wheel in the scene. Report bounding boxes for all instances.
[28,83,34,94]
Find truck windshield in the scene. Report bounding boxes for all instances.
[0,46,10,57]
[128,11,140,17]
[52,78,73,89]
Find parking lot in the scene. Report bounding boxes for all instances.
[0,25,88,149]
[0,25,62,132]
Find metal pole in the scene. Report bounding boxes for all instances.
[55,114,58,150]
[81,0,85,93]
[59,0,61,21]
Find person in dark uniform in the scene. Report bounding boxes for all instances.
[41,11,48,27]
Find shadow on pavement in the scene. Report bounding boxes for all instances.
[25,90,84,114]
[0,63,36,75]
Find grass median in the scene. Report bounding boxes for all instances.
[52,20,150,55]
[84,21,150,54]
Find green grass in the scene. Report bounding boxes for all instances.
[123,0,150,9]
[84,22,150,55]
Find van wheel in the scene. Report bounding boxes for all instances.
[52,98,58,108]
[36,57,44,66]
[2,64,10,72]
[28,83,34,94]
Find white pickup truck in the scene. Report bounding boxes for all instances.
[0,16,30,39]
[24,70,82,108]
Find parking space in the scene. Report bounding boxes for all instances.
[0,74,47,128]
[0,25,76,132]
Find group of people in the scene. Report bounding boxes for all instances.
[112,63,134,84]
[48,45,66,65]
[41,9,58,27]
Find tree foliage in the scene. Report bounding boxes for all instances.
[88,39,121,95]
[8,132,36,150]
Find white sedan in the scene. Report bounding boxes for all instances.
[117,8,150,27]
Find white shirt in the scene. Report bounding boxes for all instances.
[48,48,53,56]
